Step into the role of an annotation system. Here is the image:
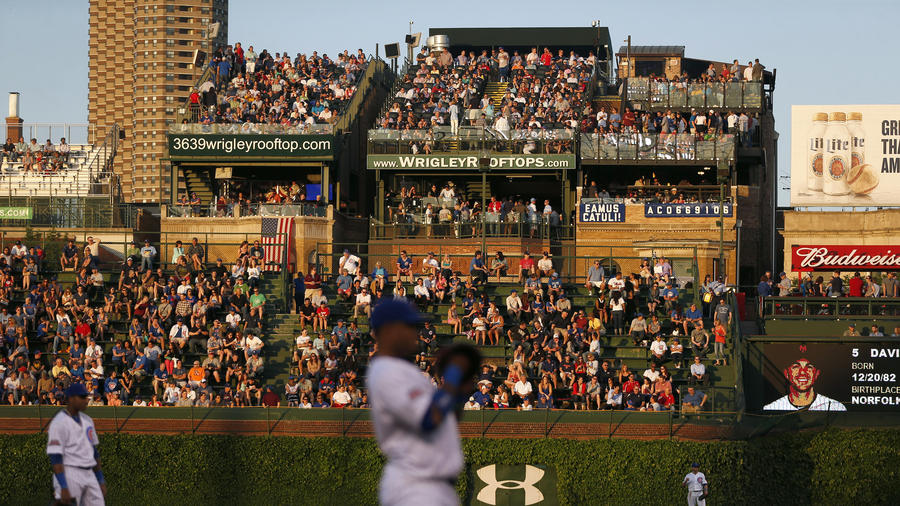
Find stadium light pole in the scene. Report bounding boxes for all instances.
[408,21,414,64]
[479,149,490,253]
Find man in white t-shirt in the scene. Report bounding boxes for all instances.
[682,462,708,506]
[643,363,661,383]
[354,288,372,319]
[608,272,626,293]
[514,378,533,406]
[422,252,439,275]
[366,299,479,506]
[339,249,361,276]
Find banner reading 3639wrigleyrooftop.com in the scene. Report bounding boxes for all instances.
[791,105,900,206]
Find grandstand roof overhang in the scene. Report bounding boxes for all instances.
[429,27,612,54]
[616,45,685,57]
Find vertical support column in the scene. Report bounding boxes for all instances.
[375,170,384,223]
[562,169,571,225]
[170,162,179,205]
[320,164,330,204]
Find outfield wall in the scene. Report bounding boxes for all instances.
[2,430,898,505]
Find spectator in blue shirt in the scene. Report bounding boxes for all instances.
[682,386,707,412]
[473,383,492,408]
[683,303,703,335]
[336,269,353,301]
[663,283,679,313]
[396,251,413,283]
[131,350,148,379]
[469,250,489,285]
[152,366,169,396]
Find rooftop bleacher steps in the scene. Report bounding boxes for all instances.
[465,180,493,203]
[0,144,112,197]
[482,81,513,153]
[593,95,623,114]
[180,167,215,204]
[483,81,507,109]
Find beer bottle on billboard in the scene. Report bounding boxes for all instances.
[847,112,865,168]
[823,112,850,196]
[806,112,827,191]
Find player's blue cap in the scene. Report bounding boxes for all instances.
[691,462,700,468]
[65,383,89,397]
[370,298,423,330]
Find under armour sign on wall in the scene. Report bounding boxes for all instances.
[469,464,558,505]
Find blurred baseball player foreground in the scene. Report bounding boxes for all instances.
[366,299,481,506]
[46,382,107,505]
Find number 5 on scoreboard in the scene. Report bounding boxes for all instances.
[852,348,859,357]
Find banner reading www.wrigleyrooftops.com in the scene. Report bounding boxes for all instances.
[167,134,333,159]
[367,154,575,170]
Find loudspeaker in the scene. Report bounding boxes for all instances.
[192,49,207,67]
[384,43,400,59]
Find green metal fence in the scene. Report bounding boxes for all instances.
[625,78,764,110]
[0,197,138,229]
[580,132,735,162]
[762,296,900,319]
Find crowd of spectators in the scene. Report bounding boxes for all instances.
[383,181,565,236]
[297,244,726,411]
[582,177,733,204]
[491,48,594,132]
[1,137,72,174]
[172,181,328,218]
[377,53,488,132]
[0,234,283,407]
[759,270,900,299]
[375,47,595,138]
[189,42,367,126]
[580,107,755,146]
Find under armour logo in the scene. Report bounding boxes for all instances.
[476,464,545,505]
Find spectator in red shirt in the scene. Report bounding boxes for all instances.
[518,251,536,283]
[314,301,330,332]
[540,48,553,66]
[848,272,864,297]
[74,319,92,342]
[622,108,636,130]
[261,386,280,407]
[622,373,640,394]
[304,267,322,301]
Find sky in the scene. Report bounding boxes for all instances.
[1,0,898,206]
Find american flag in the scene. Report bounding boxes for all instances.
[261,217,293,271]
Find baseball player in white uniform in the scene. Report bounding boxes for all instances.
[366,299,479,506]
[682,462,708,506]
[47,383,107,505]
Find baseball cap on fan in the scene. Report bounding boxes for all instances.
[369,299,423,330]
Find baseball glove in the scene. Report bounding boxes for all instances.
[699,493,708,500]
[434,343,482,382]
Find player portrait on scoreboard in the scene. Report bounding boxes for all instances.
[764,346,847,411]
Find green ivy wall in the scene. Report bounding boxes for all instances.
[1,430,897,505]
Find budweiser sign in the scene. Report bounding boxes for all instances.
[792,245,900,272]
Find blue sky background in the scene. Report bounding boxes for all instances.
[1,0,898,205]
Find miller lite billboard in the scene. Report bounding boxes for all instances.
[790,105,900,207]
